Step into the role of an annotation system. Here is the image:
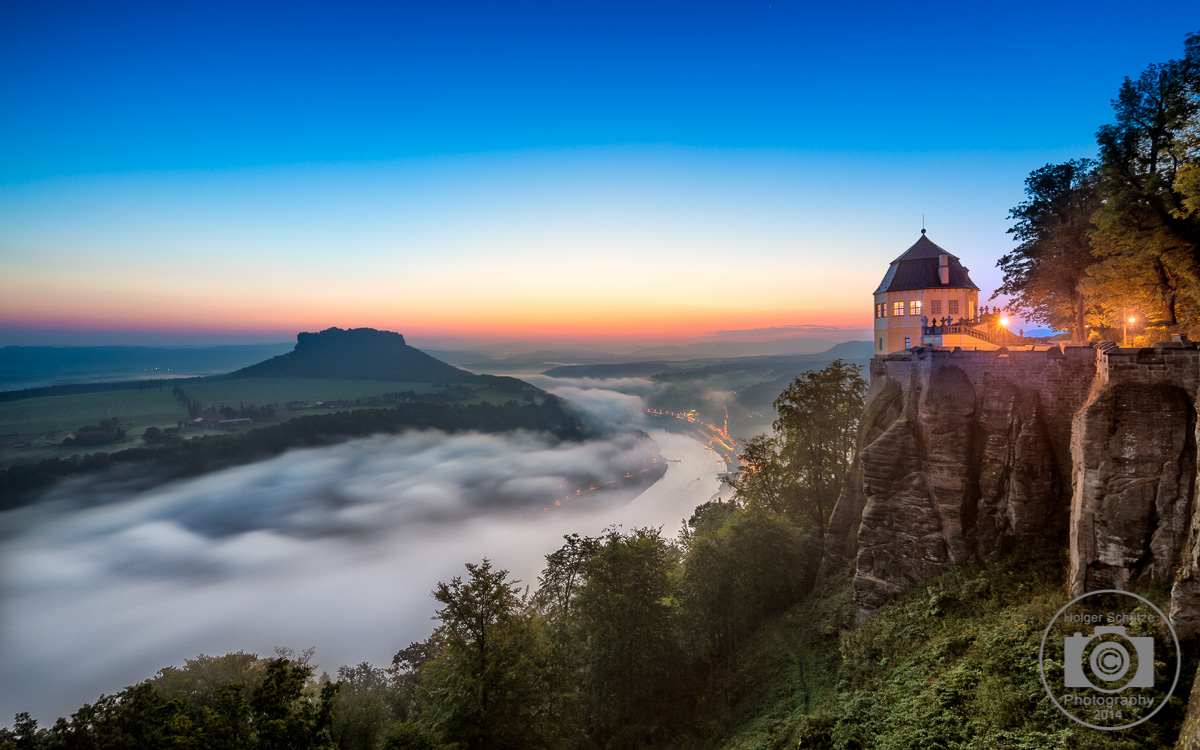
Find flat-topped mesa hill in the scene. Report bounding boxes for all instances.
[227,327,481,383]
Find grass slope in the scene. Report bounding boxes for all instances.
[184,378,443,406]
[704,549,1193,750]
[0,389,185,436]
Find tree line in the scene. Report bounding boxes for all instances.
[0,399,584,511]
[0,379,176,405]
[0,513,821,750]
[998,30,1200,343]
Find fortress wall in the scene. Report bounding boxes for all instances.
[871,346,1098,474]
[1099,345,1200,397]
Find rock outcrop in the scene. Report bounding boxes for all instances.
[229,327,480,383]
[1068,382,1195,595]
[823,345,1098,619]
[823,339,1200,745]
[975,380,1060,558]
[825,340,1200,630]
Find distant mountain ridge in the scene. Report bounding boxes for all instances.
[542,340,874,380]
[227,327,480,383]
[0,343,294,392]
[425,336,867,373]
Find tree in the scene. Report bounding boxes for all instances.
[997,160,1101,341]
[422,559,559,749]
[678,507,820,662]
[771,360,866,536]
[719,434,792,515]
[152,651,268,705]
[389,639,439,721]
[41,684,179,749]
[329,663,392,750]
[573,527,682,746]
[13,655,332,750]
[535,533,601,622]
[1091,30,1200,331]
[378,720,437,750]
[5,713,39,750]
[142,426,165,444]
[250,658,338,750]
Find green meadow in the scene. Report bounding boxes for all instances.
[182,377,526,407]
[0,376,535,468]
[182,378,447,407]
[0,389,186,437]
[0,389,187,468]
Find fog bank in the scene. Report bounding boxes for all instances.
[0,401,725,723]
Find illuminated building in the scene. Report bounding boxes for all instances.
[873,231,1008,354]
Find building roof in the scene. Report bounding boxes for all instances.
[874,232,980,294]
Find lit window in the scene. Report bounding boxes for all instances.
[930,300,942,315]
[948,299,960,316]
[892,301,904,316]
[909,300,921,316]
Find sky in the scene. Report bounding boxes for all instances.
[2,1,1199,348]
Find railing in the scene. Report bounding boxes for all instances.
[921,316,1050,347]
[962,326,1004,345]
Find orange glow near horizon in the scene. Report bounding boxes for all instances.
[1,264,875,345]
[0,302,870,344]
[0,142,1017,351]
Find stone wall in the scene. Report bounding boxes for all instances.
[822,339,1200,632]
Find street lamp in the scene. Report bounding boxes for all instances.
[1123,317,1136,347]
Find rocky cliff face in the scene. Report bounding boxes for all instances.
[831,347,1095,619]
[819,343,1200,623]
[1068,382,1196,596]
[822,340,1200,743]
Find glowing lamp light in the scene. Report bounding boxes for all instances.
[1128,317,1136,323]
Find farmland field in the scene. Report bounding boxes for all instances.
[0,388,187,436]
[0,377,539,469]
[181,378,453,407]
[0,388,188,468]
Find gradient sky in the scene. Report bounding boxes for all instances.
[3,1,1199,347]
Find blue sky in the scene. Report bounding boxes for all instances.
[2,1,1198,346]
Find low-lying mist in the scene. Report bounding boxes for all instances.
[0,385,727,724]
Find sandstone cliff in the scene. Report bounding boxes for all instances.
[821,341,1200,629]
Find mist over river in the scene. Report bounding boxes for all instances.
[0,382,727,724]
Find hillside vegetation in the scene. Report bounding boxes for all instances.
[708,551,1189,749]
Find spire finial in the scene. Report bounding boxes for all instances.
[921,213,926,234]
[921,228,926,234]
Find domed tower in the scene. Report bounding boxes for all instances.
[873,231,980,354]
